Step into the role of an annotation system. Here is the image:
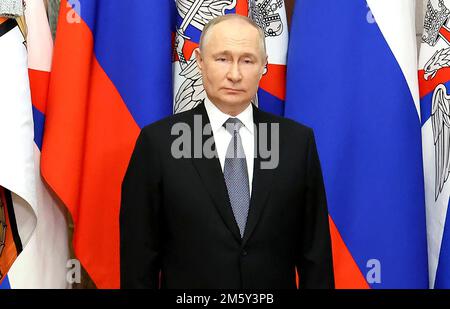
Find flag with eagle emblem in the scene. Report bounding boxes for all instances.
[173,0,288,115]
[419,0,450,289]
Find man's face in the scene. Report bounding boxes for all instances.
[195,20,267,113]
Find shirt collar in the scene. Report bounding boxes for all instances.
[204,97,254,135]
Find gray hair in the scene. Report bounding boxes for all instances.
[199,14,267,58]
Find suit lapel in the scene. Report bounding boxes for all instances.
[189,103,277,245]
[190,103,242,243]
[242,105,277,246]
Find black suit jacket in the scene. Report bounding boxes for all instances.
[120,103,334,289]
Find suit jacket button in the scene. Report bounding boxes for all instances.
[242,250,248,256]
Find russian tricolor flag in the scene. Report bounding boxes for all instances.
[41,0,175,288]
[285,0,428,288]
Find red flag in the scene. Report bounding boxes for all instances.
[41,0,173,288]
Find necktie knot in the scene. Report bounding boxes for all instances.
[223,118,244,135]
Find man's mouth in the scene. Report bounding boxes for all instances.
[223,88,245,93]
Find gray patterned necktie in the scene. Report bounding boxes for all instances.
[223,118,250,237]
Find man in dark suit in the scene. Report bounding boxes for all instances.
[120,14,334,289]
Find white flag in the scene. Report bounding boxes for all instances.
[418,0,450,289]
[6,0,70,288]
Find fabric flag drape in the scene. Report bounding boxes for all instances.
[5,0,70,289]
[173,0,287,116]
[41,0,175,288]
[0,17,37,288]
[285,0,428,288]
[418,0,450,289]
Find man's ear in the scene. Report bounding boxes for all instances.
[260,56,268,79]
[194,49,203,71]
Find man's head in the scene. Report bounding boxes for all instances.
[195,14,268,116]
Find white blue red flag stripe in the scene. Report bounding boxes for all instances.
[285,0,428,288]
[41,0,175,288]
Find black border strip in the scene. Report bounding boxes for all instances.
[4,189,23,254]
[0,19,17,38]
[0,290,450,306]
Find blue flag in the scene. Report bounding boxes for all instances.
[285,0,428,288]
[40,0,175,288]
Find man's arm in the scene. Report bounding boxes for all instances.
[120,129,162,288]
[297,129,335,289]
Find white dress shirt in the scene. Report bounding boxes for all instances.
[204,97,254,194]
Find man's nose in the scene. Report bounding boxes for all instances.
[226,62,242,83]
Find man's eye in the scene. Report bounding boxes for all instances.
[243,59,253,64]
[216,58,226,62]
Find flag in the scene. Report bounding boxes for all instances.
[418,0,450,289]
[41,0,175,288]
[285,0,428,288]
[173,0,287,115]
[5,0,70,288]
[0,16,37,288]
